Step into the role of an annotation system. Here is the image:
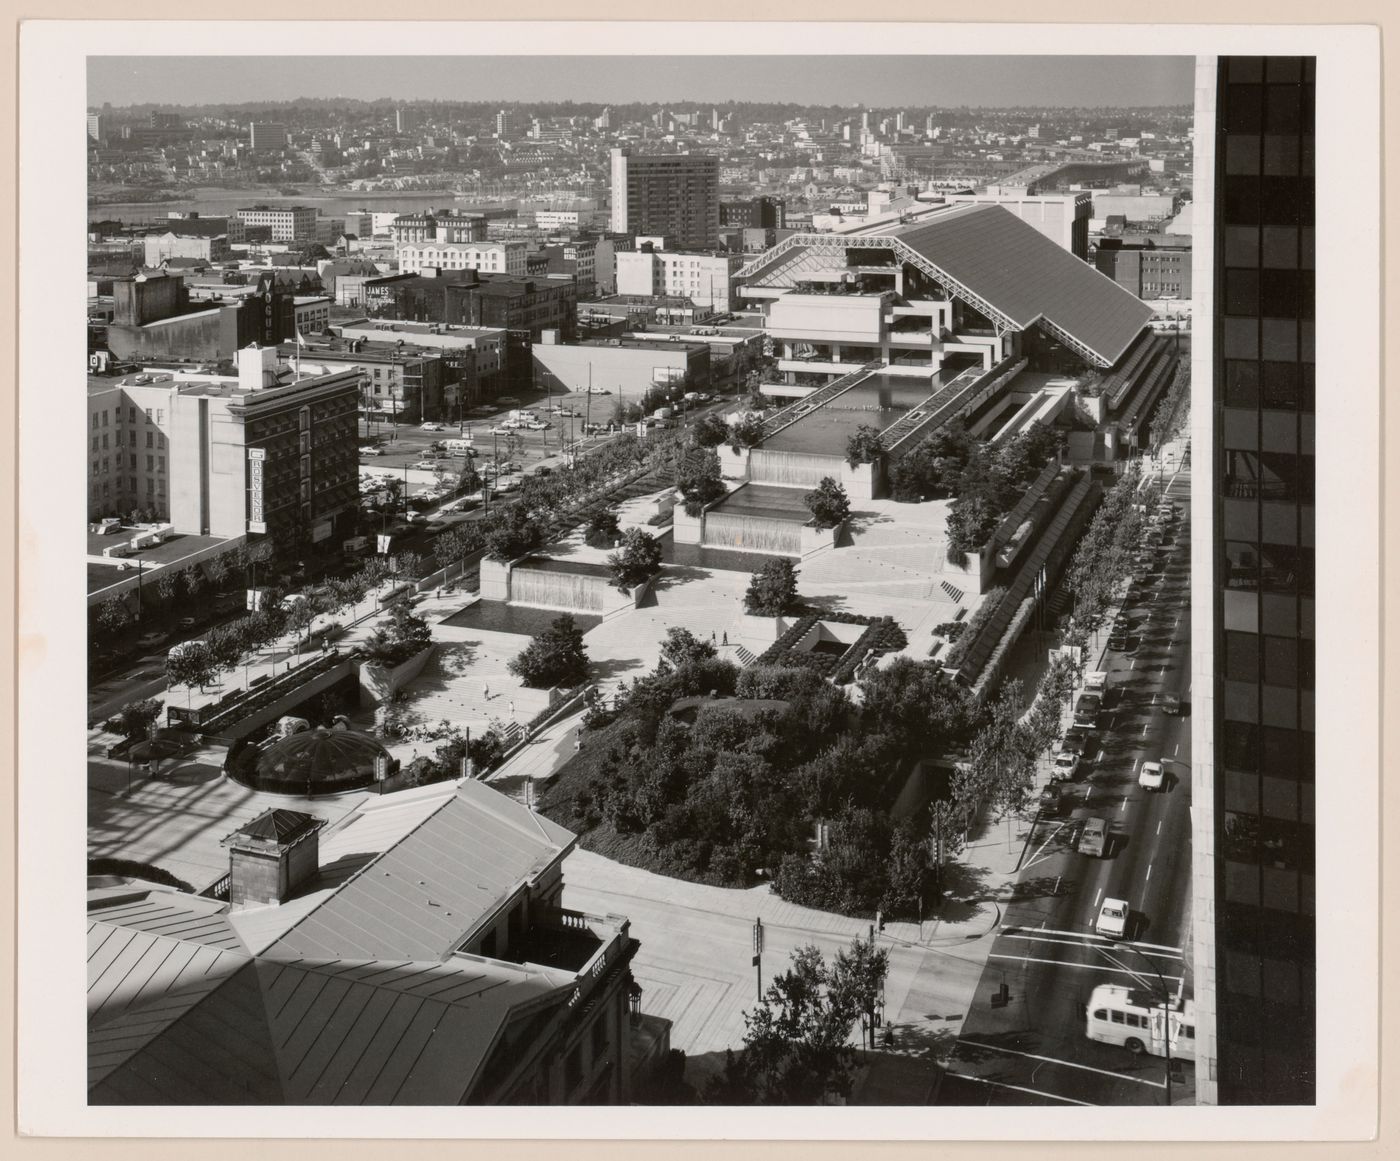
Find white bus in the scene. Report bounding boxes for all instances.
[1085,983,1196,1060]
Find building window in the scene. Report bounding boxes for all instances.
[146,431,154,448]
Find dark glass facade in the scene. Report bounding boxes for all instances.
[1211,55,1316,1104]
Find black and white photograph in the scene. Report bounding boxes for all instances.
[14,17,1381,1143]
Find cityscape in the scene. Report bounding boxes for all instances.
[75,52,1315,1112]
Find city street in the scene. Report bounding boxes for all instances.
[936,468,1193,1106]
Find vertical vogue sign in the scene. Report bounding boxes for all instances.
[247,446,267,534]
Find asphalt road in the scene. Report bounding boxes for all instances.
[936,468,1195,1107]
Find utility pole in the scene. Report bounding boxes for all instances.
[752,917,764,1002]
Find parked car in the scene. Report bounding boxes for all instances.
[135,630,169,651]
[420,421,447,431]
[1038,784,1063,815]
[1096,898,1131,939]
[1085,670,1109,694]
[1138,760,1165,791]
[1052,751,1080,782]
[1060,727,1092,760]
[176,614,202,631]
[525,421,550,431]
[411,460,443,471]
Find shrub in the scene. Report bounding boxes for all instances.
[607,528,664,592]
[360,601,432,668]
[583,507,622,549]
[104,698,163,741]
[845,424,885,469]
[803,477,850,530]
[744,558,799,617]
[509,614,591,688]
[726,413,766,453]
[675,448,727,516]
[942,588,1007,669]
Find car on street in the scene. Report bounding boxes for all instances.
[1078,817,1109,857]
[586,386,611,394]
[411,460,443,471]
[1052,751,1080,782]
[420,422,447,431]
[1059,727,1092,760]
[1138,760,1165,791]
[1108,629,1132,653]
[1096,897,1131,939]
[1073,691,1102,728]
[1038,783,1063,815]
[135,630,169,651]
[494,478,520,493]
[1085,670,1109,694]
[176,615,202,631]
[361,445,386,457]
[525,421,549,430]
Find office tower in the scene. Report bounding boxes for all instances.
[86,113,101,143]
[248,122,288,150]
[1193,54,1315,1106]
[609,148,720,251]
[396,107,422,134]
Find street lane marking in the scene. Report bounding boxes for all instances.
[1130,659,1137,669]
[1095,750,1104,763]
[1146,864,1152,882]
[1002,926,1183,956]
[988,953,1185,982]
[1142,722,1149,736]
[999,932,1183,961]
[944,1071,1095,1106]
[1121,798,1128,813]
[1157,820,1163,835]
[957,1040,1167,1090]
[1173,743,1180,757]
[1095,888,1102,907]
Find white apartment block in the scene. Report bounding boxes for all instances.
[615,248,742,311]
[292,296,332,338]
[396,240,527,277]
[235,205,317,242]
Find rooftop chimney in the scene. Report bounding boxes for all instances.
[238,343,280,391]
[222,809,325,907]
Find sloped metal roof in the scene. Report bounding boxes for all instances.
[265,781,578,963]
[878,205,1154,366]
[89,953,569,1104]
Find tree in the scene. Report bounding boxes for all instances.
[803,477,850,530]
[509,613,590,688]
[691,413,729,448]
[483,504,546,562]
[657,626,718,673]
[676,447,726,516]
[845,424,884,469]
[204,553,230,591]
[105,697,162,741]
[830,936,892,1050]
[705,944,867,1105]
[607,528,663,592]
[97,597,129,636]
[361,599,432,667]
[155,571,178,606]
[583,507,622,549]
[201,623,244,676]
[286,598,318,656]
[181,566,206,604]
[726,412,766,453]
[744,558,799,617]
[165,642,216,693]
[433,527,470,582]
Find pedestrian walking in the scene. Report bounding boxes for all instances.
[711,629,716,643]
[509,700,516,717]
[722,630,728,646]
[483,682,490,700]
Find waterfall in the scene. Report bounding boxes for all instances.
[703,512,802,555]
[510,566,616,612]
[750,449,846,487]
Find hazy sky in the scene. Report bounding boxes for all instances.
[88,56,1193,109]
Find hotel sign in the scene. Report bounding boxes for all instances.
[247,447,267,534]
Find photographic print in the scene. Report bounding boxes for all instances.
[15,19,1380,1142]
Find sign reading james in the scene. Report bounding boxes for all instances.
[247,446,267,534]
